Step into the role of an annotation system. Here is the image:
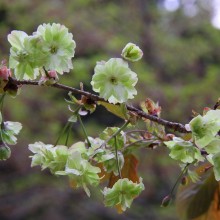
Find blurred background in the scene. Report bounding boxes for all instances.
[0,0,219,219]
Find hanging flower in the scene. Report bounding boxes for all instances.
[28,142,69,173]
[188,109,220,148]
[56,151,101,197]
[103,178,144,212]
[91,58,138,104]
[0,112,22,145]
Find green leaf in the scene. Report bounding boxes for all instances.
[98,101,129,120]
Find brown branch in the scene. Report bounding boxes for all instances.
[10,78,189,133]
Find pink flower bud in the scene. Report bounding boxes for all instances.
[38,70,59,86]
[0,66,11,80]
[48,70,58,80]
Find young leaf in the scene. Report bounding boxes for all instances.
[98,101,129,120]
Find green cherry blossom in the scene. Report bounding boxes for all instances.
[28,142,54,167]
[188,109,220,148]
[164,137,204,164]
[28,142,69,173]
[0,114,22,145]
[56,151,101,197]
[99,127,126,150]
[204,138,220,154]
[209,152,220,181]
[91,58,138,104]
[8,31,41,79]
[103,178,144,212]
[35,23,76,74]
[103,151,124,176]
[121,43,143,62]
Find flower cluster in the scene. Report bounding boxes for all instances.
[8,23,76,80]
[28,124,145,210]
[165,109,220,181]
[188,110,220,180]
[29,141,101,196]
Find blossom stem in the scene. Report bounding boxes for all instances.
[0,94,6,121]
[77,114,91,147]
[169,163,189,197]
[54,121,70,146]
[65,123,72,146]
[114,136,122,179]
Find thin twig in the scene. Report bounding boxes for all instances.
[122,139,156,151]
[11,78,189,133]
[170,164,189,197]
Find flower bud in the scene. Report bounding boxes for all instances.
[0,141,11,160]
[39,70,59,86]
[181,176,188,185]
[121,43,143,62]
[161,195,172,207]
[164,133,175,141]
[0,65,12,94]
[0,66,11,80]
[48,70,59,80]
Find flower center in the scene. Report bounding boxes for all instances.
[17,51,28,62]
[50,45,58,54]
[110,76,118,85]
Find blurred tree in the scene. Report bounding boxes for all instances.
[0,0,219,219]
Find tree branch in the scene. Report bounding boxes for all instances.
[11,78,189,133]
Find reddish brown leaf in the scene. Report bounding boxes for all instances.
[96,163,111,183]
[115,204,123,214]
[176,163,219,220]
[108,154,139,188]
[69,179,77,189]
[193,187,220,220]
